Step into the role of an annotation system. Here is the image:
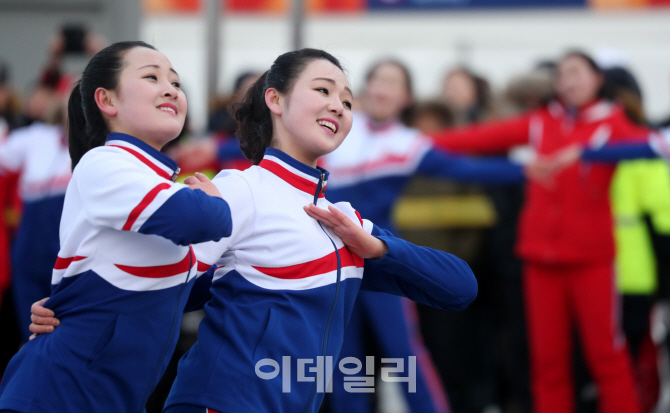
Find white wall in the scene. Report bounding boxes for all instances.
[142,8,670,131]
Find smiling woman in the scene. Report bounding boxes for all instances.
[161,48,478,413]
[0,41,233,413]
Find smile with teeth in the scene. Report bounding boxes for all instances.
[159,106,177,115]
[317,120,337,133]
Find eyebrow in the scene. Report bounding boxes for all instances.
[313,77,352,97]
[138,64,179,76]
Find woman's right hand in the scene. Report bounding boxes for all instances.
[184,172,222,198]
[29,297,60,340]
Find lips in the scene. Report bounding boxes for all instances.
[157,102,178,115]
[317,118,339,134]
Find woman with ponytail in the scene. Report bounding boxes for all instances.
[29,48,478,413]
[0,41,233,412]
[158,48,477,413]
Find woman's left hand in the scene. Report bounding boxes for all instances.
[303,204,388,259]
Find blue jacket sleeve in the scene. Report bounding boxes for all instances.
[217,139,247,162]
[360,225,478,310]
[416,148,525,185]
[139,188,233,246]
[184,266,214,312]
[582,142,658,163]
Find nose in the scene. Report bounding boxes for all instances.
[328,97,344,117]
[163,82,179,100]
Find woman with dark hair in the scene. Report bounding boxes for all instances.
[29,48,477,413]
[441,67,495,126]
[160,49,479,413]
[323,59,526,413]
[431,50,649,413]
[0,41,233,412]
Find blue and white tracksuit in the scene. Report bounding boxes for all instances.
[322,113,524,413]
[0,133,232,413]
[163,146,478,413]
[0,122,71,342]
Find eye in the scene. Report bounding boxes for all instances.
[172,81,181,89]
[144,75,157,81]
[315,87,329,95]
[343,101,352,110]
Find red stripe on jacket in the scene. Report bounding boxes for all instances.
[253,246,363,279]
[115,246,195,278]
[123,183,172,231]
[110,145,172,180]
[259,159,325,198]
[54,256,87,270]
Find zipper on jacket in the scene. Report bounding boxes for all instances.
[302,172,341,413]
[141,248,193,411]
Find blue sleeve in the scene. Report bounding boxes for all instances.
[139,187,233,246]
[582,142,658,163]
[184,267,213,312]
[217,139,247,162]
[360,224,478,310]
[416,148,525,185]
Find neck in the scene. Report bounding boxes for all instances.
[272,141,319,168]
[110,128,164,151]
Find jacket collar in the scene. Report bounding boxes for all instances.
[548,98,615,123]
[259,147,329,198]
[105,133,180,181]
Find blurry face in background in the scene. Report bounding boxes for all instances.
[364,63,411,122]
[108,47,187,149]
[26,86,57,122]
[555,55,603,108]
[442,70,477,111]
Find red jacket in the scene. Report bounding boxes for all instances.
[431,99,651,265]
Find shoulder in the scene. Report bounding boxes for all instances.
[212,167,259,200]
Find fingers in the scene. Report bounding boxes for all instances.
[29,324,55,334]
[327,205,354,227]
[30,313,60,327]
[184,176,198,186]
[29,333,37,341]
[31,297,54,317]
[304,205,336,228]
[193,172,211,183]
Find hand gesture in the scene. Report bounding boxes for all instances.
[303,204,388,259]
[526,144,583,184]
[28,297,59,340]
[184,172,222,198]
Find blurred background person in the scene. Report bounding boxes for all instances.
[603,65,669,413]
[431,50,652,413]
[440,67,497,126]
[174,71,260,174]
[322,58,525,413]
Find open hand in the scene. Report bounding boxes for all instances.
[29,297,59,340]
[303,204,387,259]
[184,172,222,198]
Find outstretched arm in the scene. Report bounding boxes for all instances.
[417,148,525,185]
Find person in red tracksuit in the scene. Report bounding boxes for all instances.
[431,51,649,413]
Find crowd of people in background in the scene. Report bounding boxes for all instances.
[1,30,670,413]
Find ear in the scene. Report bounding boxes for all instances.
[94,87,118,117]
[265,88,283,116]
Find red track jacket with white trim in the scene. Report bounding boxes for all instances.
[431,99,652,264]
